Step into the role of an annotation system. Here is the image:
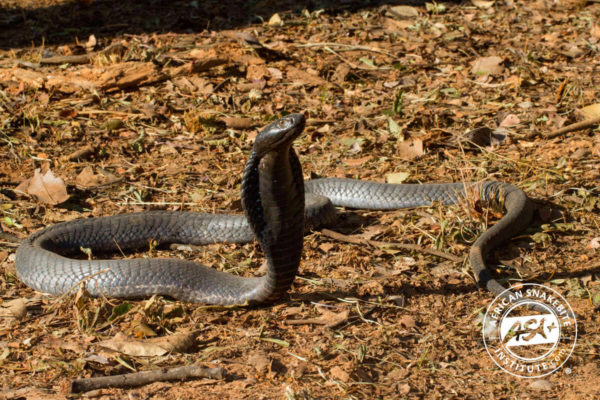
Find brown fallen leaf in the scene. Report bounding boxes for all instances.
[386,172,409,184]
[99,330,199,357]
[344,155,372,167]
[396,139,423,159]
[268,13,283,26]
[286,66,326,86]
[462,126,506,148]
[499,114,520,127]
[471,0,495,9]
[75,166,105,188]
[84,35,96,50]
[398,315,417,329]
[16,169,69,205]
[579,103,600,119]
[386,5,419,19]
[318,242,335,252]
[248,351,271,374]
[588,237,600,249]
[220,117,253,129]
[0,299,27,319]
[329,365,350,383]
[529,379,553,391]
[471,56,504,76]
[286,307,350,329]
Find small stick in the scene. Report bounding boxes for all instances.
[38,43,126,66]
[545,115,600,138]
[40,53,94,65]
[71,364,224,393]
[63,145,96,161]
[320,229,463,262]
[296,42,395,57]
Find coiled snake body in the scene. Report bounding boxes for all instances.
[15,114,533,304]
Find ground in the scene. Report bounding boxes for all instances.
[1,0,600,399]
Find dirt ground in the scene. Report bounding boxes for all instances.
[1,0,600,399]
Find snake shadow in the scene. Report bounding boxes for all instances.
[0,0,463,49]
[294,200,593,304]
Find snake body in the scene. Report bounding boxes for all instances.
[15,114,533,304]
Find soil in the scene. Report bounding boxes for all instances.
[1,0,600,399]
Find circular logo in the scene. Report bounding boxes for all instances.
[482,283,577,378]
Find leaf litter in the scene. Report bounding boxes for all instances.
[1,0,600,398]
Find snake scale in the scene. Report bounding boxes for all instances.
[15,113,534,304]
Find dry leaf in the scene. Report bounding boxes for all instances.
[360,225,385,240]
[268,13,283,26]
[588,237,600,249]
[286,66,326,86]
[19,169,69,205]
[387,5,419,19]
[85,354,110,364]
[75,166,105,188]
[85,34,97,50]
[344,155,372,167]
[580,103,600,119]
[386,172,410,184]
[398,315,417,329]
[267,67,283,80]
[471,56,504,76]
[0,299,27,319]
[499,114,520,127]
[471,0,495,8]
[319,242,335,252]
[396,139,423,159]
[99,330,198,357]
[463,126,506,147]
[558,44,584,59]
[529,379,553,391]
[316,307,350,328]
[220,117,253,129]
[248,352,271,374]
[329,365,350,382]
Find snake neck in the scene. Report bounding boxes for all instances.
[241,146,305,301]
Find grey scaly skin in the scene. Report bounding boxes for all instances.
[15,113,533,304]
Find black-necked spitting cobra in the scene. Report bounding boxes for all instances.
[15,114,533,305]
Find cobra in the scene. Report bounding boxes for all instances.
[15,113,533,305]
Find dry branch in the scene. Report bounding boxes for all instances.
[71,364,224,393]
[63,145,97,161]
[545,115,600,138]
[39,43,126,65]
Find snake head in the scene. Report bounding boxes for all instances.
[253,113,305,156]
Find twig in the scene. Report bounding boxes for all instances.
[71,364,224,393]
[212,77,231,93]
[545,115,600,138]
[63,145,96,161]
[320,228,463,262]
[466,78,510,88]
[37,43,126,66]
[40,53,94,65]
[296,42,395,57]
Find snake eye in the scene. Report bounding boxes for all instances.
[277,118,291,129]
